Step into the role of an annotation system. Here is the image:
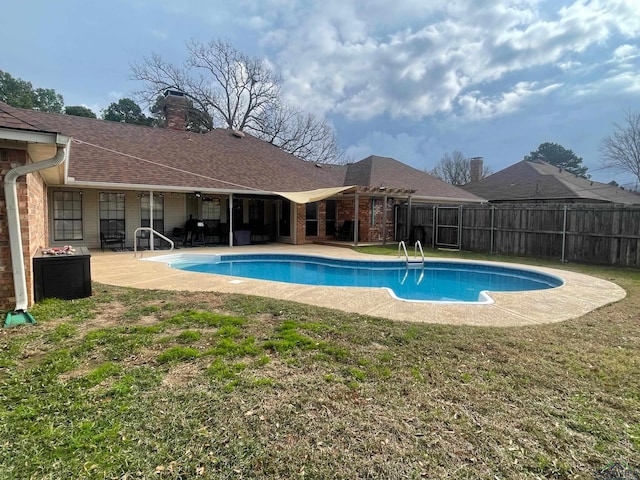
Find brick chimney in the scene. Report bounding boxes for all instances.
[163,90,189,131]
[469,157,483,183]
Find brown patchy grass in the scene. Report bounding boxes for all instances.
[0,254,638,479]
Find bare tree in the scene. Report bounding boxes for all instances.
[601,111,640,184]
[252,103,345,164]
[429,151,491,185]
[131,39,344,163]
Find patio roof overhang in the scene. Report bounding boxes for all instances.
[272,186,357,204]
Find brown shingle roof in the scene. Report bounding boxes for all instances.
[0,104,48,131]
[0,102,480,202]
[462,159,640,204]
[0,101,348,192]
[345,155,483,202]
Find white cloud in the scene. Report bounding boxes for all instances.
[574,71,640,97]
[612,44,639,62]
[149,29,168,40]
[558,60,582,70]
[344,130,432,166]
[457,81,563,120]
[232,0,640,123]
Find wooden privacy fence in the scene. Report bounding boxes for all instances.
[396,203,640,268]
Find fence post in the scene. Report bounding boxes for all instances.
[561,205,568,263]
[490,205,495,255]
[406,196,412,241]
[432,205,436,248]
[458,205,463,249]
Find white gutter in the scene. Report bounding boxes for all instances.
[65,179,271,196]
[5,142,68,312]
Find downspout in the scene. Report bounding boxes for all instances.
[4,145,67,326]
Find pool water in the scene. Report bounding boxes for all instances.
[151,253,564,304]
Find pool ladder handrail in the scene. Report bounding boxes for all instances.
[398,240,425,266]
[398,241,425,284]
[414,241,425,284]
[398,240,409,263]
[414,240,425,266]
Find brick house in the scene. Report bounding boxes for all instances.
[0,96,482,311]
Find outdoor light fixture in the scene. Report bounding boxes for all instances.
[194,192,201,198]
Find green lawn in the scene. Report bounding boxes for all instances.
[1,248,639,479]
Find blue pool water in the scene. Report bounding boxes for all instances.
[150,253,564,304]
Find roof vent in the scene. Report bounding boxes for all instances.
[232,130,245,138]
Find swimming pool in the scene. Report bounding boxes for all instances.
[148,253,564,304]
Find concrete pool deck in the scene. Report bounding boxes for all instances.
[89,244,626,327]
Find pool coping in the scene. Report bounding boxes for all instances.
[88,244,627,327]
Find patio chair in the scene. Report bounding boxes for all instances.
[100,231,125,252]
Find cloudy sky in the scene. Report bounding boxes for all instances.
[2,0,639,186]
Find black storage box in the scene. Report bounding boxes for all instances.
[33,246,92,302]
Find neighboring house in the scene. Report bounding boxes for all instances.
[462,158,640,204]
[0,94,482,310]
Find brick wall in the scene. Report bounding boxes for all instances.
[295,203,307,244]
[164,93,188,131]
[296,201,329,244]
[368,197,397,243]
[336,196,398,243]
[0,149,13,310]
[25,170,48,304]
[317,201,326,239]
[0,148,47,311]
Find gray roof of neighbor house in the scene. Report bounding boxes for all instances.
[346,155,483,202]
[0,102,481,202]
[462,159,640,204]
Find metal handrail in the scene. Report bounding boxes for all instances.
[414,240,425,265]
[398,240,409,265]
[133,227,175,256]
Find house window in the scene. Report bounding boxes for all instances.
[202,198,221,220]
[99,192,125,238]
[306,202,318,237]
[325,200,336,237]
[140,193,164,233]
[53,191,83,241]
